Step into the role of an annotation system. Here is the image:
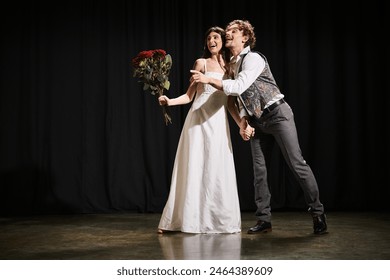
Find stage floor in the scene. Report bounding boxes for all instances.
[1,211,389,260]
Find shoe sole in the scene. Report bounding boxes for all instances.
[247,228,272,234]
[314,230,329,235]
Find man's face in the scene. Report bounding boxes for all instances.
[225,24,246,49]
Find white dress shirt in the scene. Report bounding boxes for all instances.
[222,46,264,97]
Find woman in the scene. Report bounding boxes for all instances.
[157,26,242,234]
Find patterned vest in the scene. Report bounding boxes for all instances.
[239,51,281,118]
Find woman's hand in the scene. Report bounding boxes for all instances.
[158,95,170,106]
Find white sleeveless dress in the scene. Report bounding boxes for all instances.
[158,60,241,233]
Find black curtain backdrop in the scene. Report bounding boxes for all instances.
[0,0,389,215]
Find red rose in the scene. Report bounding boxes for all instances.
[153,49,166,58]
[132,50,155,67]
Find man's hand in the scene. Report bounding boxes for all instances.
[190,70,209,84]
[239,118,255,141]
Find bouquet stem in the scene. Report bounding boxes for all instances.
[162,105,172,126]
[157,88,172,126]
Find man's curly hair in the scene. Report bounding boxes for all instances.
[226,19,256,49]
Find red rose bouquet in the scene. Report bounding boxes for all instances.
[132,49,172,125]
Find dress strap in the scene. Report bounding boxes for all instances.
[203,58,207,73]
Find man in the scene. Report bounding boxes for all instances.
[191,19,327,235]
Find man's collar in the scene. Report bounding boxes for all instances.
[231,46,251,64]
[239,46,251,57]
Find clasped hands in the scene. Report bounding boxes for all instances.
[240,118,255,141]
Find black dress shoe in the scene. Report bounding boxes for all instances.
[247,220,272,234]
[313,213,328,234]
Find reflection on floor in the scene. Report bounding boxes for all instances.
[1,211,389,260]
[159,232,242,259]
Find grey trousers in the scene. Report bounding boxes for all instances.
[249,102,324,222]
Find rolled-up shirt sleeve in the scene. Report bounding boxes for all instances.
[222,52,265,97]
